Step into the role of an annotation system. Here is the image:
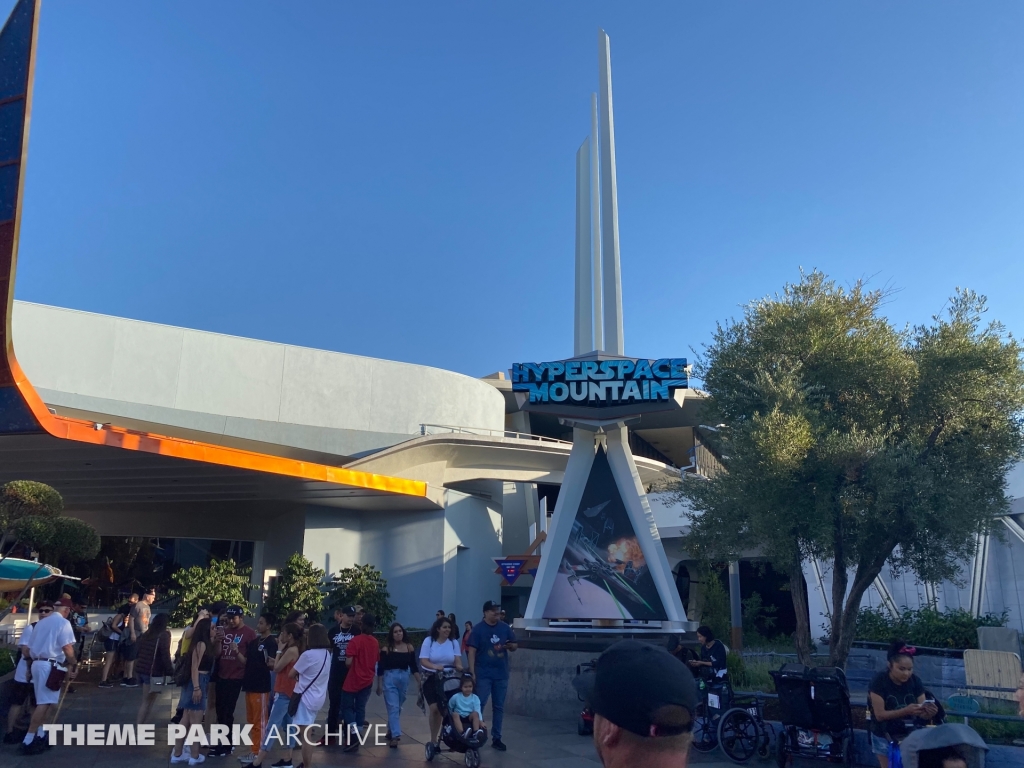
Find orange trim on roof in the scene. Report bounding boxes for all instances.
[0,0,425,500]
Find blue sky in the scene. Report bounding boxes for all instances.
[14,1,1024,380]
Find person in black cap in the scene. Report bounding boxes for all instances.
[324,605,357,744]
[575,639,697,768]
[466,600,517,751]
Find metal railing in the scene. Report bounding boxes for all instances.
[732,689,1024,723]
[419,424,571,445]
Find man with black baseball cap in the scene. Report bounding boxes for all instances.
[325,604,358,744]
[575,640,697,768]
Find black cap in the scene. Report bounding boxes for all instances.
[574,640,697,738]
[224,605,244,617]
[340,605,357,616]
[483,600,501,613]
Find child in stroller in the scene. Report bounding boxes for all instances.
[424,668,488,767]
[450,674,488,739]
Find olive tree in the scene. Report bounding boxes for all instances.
[673,272,1024,666]
[0,480,101,618]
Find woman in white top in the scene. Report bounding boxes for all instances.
[419,616,463,746]
[289,624,332,768]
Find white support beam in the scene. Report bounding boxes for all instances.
[605,425,690,625]
[522,428,598,622]
[969,531,991,618]
[574,138,593,356]
[1001,515,1024,545]
[598,30,624,355]
[872,575,901,619]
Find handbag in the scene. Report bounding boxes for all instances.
[173,637,199,687]
[288,651,328,718]
[45,661,67,691]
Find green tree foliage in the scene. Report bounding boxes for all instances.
[0,481,101,620]
[673,272,1024,666]
[0,480,63,530]
[694,565,731,641]
[0,481,100,562]
[327,564,396,626]
[265,553,326,624]
[855,606,1007,649]
[169,558,256,625]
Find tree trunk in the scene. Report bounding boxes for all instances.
[788,558,813,665]
[828,547,893,667]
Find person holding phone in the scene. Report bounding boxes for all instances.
[209,605,256,758]
[868,640,938,768]
[467,601,517,752]
[237,613,277,765]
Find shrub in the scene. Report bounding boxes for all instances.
[169,558,257,625]
[265,553,326,625]
[854,607,1007,649]
[727,652,775,692]
[327,564,396,626]
[697,564,731,641]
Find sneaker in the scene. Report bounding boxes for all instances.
[270,761,292,767]
[463,727,472,738]
[20,739,46,755]
[492,738,507,751]
[171,751,191,764]
[121,677,139,688]
[189,756,207,767]
[239,754,256,765]
[388,737,399,748]
[98,680,114,688]
[474,729,485,739]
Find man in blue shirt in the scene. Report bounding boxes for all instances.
[467,600,517,752]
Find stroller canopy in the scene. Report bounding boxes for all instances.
[899,724,988,768]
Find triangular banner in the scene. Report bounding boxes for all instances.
[493,558,527,585]
[542,446,667,620]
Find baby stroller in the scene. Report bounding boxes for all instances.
[771,664,854,768]
[424,668,488,768]
[572,659,598,735]
[899,724,987,768]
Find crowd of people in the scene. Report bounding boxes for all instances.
[6,594,1003,768]
[5,593,523,765]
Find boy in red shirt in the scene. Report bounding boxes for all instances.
[341,613,380,752]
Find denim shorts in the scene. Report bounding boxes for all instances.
[871,734,890,756]
[178,673,210,712]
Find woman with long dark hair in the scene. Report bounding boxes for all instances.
[135,613,173,724]
[375,622,421,748]
[171,618,215,765]
[868,640,939,768]
[419,616,463,749]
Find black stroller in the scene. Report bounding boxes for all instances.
[771,664,855,767]
[424,668,488,768]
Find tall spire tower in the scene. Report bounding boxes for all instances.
[573,30,624,356]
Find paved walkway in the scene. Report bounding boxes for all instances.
[2,668,736,768]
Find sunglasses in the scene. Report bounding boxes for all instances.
[38,609,53,614]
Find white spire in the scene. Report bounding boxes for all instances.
[574,137,593,356]
[590,92,603,354]
[597,29,624,355]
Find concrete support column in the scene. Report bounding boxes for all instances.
[728,560,742,651]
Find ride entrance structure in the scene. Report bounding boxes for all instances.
[511,31,695,637]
